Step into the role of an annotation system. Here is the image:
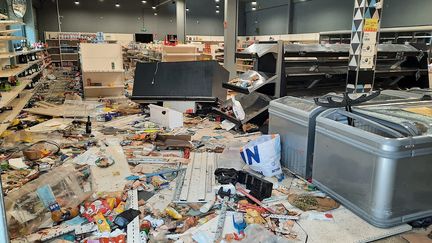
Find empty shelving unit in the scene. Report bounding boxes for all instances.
[80,43,125,99]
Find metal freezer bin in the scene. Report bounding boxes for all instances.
[312,109,432,228]
[268,90,424,180]
[269,96,325,179]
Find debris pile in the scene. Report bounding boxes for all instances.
[1,69,412,243]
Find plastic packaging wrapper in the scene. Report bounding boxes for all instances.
[241,224,289,243]
[5,165,92,238]
[218,142,245,170]
[240,135,282,177]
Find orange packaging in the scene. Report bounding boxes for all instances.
[99,234,126,243]
[106,197,116,210]
[94,212,111,232]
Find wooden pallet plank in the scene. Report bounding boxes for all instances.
[179,152,194,201]
[197,153,208,201]
[206,153,216,201]
[188,152,203,202]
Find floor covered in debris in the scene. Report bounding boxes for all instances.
[2,71,431,243]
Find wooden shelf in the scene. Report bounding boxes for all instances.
[164,53,201,56]
[19,68,43,81]
[28,59,43,66]
[84,85,124,89]
[0,59,43,78]
[236,58,253,61]
[0,13,8,19]
[0,49,45,59]
[0,80,31,109]
[82,69,125,73]
[0,36,26,41]
[0,29,20,35]
[236,64,253,67]
[0,20,24,26]
[0,91,33,135]
[0,64,30,78]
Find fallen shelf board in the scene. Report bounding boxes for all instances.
[175,152,216,203]
[90,140,131,193]
[102,114,143,129]
[0,91,33,135]
[25,118,74,132]
[0,79,31,109]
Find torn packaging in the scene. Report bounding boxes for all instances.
[155,134,192,149]
[5,165,92,238]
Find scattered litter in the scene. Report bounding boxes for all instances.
[220,119,236,131]
[288,194,340,212]
[307,212,335,222]
[8,158,28,170]
[0,68,416,242]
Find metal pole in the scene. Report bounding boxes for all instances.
[286,0,292,34]
[224,0,239,79]
[176,0,186,43]
[56,0,62,32]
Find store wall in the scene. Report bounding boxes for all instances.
[244,0,432,35]
[380,0,432,28]
[244,0,290,36]
[35,0,225,40]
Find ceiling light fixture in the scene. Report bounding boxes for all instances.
[216,10,220,13]
[251,1,257,5]
[252,7,256,10]
[216,5,219,8]
[186,8,189,11]
[152,6,156,9]
[215,0,220,2]
[142,0,147,3]
[154,12,158,15]
[74,0,79,5]
[115,2,120,7]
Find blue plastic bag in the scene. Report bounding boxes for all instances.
[240,134,282,177]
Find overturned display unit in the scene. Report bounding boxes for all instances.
[283,43,430,95]
[131,60,228,103]
[214,42,430,128]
